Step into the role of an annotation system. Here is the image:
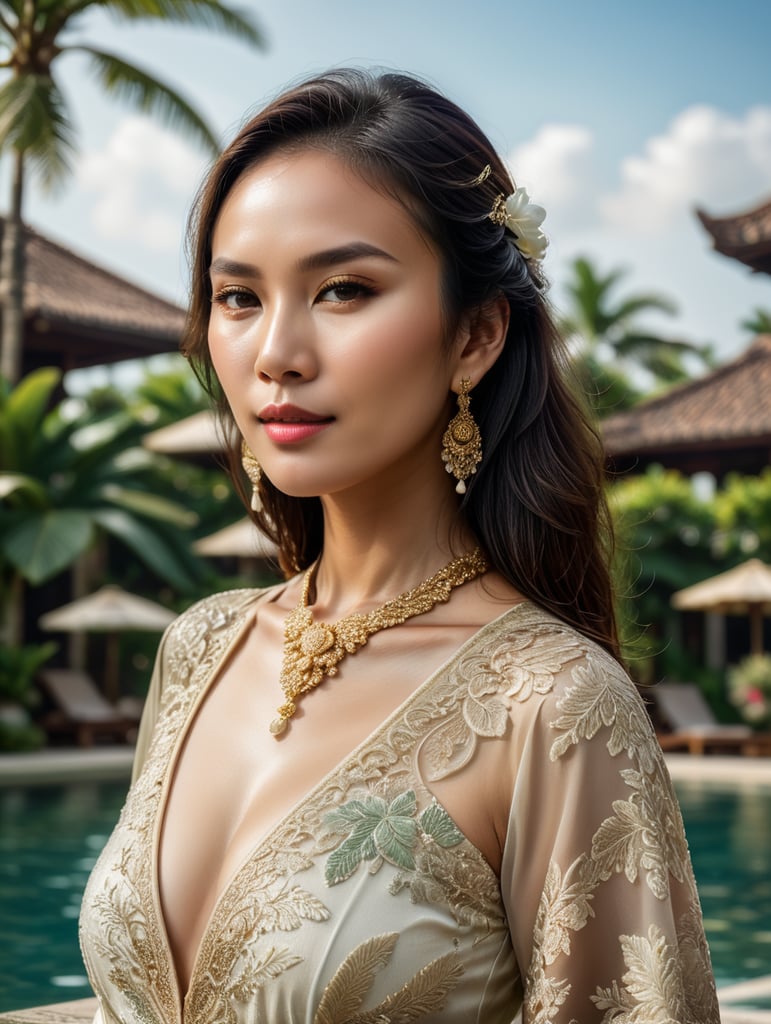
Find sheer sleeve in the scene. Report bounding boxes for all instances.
[130,626,170,786]
[500,646,720,1024]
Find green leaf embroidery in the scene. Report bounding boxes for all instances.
[324,791,466,887]
[373,817,417,870]
[325,791,420,885]
[326,833,371,885]
[419,801,465,848]
[389,790,417,817]
[324,798,383,833]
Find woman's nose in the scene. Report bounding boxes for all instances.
[253,303,318,384]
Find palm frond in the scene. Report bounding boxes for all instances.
[611,293,678,322]
[613,333,709,359]
[74,45,219,154]
[740,307,771,336]
[36,1,105,42]
[103,0,265,47]
[0,74,75,188]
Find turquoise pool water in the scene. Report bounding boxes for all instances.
[0,778,769,1012]
[0,781,127,1012]
[673,780,771,989]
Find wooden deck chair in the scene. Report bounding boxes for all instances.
[651,682,753,755]
[37,668,140,747]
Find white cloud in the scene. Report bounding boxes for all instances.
[601,105,771,234]
[508,124,594,208]
[77,116,208,250]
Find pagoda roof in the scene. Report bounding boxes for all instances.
[3,219,186,373]
[696,196,771,275]
[602,335,771,477]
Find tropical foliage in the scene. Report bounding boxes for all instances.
[0,366,216,644]
[713,469,771,565]
[560,257,713,417]
[0,640,54,749]
[0,0,265,382]
[610,464,771,690]
[610,466,716,680]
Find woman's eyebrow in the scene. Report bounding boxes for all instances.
[209,243,398,279]
[299,242,398,271]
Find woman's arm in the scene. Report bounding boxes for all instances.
[130,627,170,786]
[501,650,720,1023]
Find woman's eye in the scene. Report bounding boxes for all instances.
[212,288,258,311]
[318,280,372,304]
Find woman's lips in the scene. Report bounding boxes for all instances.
[258,404,333,444]
[261,420,332,443]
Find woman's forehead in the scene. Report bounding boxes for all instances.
[212,149,437,262]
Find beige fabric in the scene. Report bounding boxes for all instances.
[80,587,719,1024]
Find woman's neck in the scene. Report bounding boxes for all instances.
[310,470,475,619]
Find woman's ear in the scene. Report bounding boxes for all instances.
[450,294,509,389]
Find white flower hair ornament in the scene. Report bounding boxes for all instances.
[489,186,548,261]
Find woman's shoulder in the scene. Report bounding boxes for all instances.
[168,580,284,630]
[470,600,626,691]
[466,601,645,725]
[157,580,286,662]
[473,601,655,765]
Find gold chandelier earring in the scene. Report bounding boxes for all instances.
[240,440,264,513]
[441,378,482,494]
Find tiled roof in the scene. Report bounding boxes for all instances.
[7,219,186,340]
[697,197,771,275]
[602,335,771,456]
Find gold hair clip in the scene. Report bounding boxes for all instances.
[488,185,548,261]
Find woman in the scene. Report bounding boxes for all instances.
[80,70,719,1023]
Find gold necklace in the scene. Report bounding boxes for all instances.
[270,548,488,736]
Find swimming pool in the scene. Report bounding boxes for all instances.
[674,780,771,990]
[0,777,769,1012]
[0,781,127,1012]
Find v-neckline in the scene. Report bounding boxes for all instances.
[150,586,533,1019]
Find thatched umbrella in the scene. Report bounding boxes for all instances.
[671,558,771,655]
[143,410,224,460]
[194,518,278,561]
[39,585,175,701]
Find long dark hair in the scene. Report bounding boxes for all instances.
[182,68,621,662]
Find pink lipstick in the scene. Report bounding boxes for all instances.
[259,403,333,444]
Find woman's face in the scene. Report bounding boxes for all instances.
[208,148,463,502]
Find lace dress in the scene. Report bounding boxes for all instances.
[79,587,720,1023]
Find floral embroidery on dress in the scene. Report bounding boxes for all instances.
[314,932,465,1024]
[592,923,700,1024]
[590,765,691,899]
[389,840,503,932]
[80,590,260,1024]
[676,900,720,1022]
[524,856,597,1023]
[549,651,659,771]
[421,611,585,782]
[324,791,464,884]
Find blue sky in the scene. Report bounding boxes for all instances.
[6,0,771,376]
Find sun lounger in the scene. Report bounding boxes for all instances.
[37,668,140,747]
[650,682,756,755]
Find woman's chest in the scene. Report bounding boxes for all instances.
[157,618,488,988]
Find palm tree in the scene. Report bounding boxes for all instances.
[560,256,713,417]
[0,0,264,383]
[741,308,771,337]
